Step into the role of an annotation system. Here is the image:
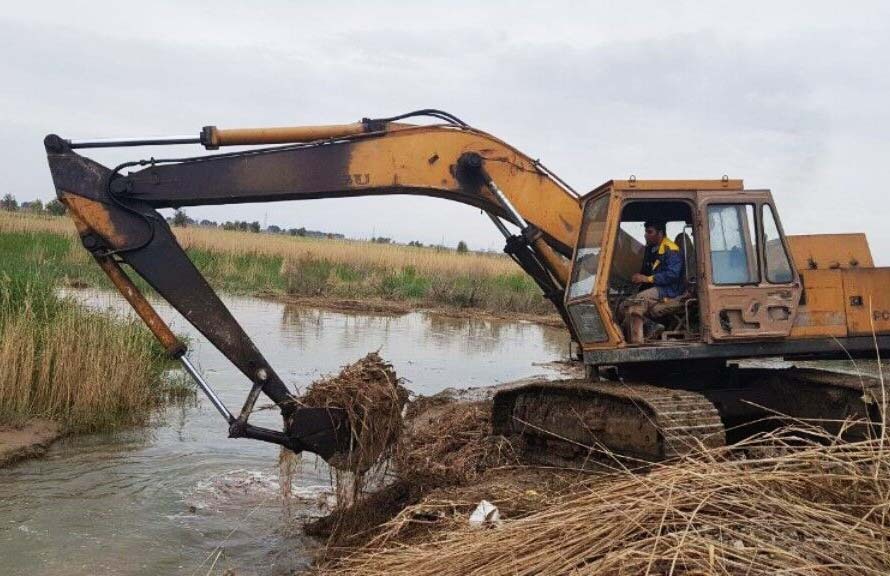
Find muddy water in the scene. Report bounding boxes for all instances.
[0,291,569,576]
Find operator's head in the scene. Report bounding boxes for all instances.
[643,221,666,247]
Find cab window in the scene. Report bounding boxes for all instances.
[762,204,793,283]
[708,204,759,285]
[568,194,609,300]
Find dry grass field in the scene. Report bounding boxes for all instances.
[0,211,552,314]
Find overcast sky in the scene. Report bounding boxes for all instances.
[3,1,889,258]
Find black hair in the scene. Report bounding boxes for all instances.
[644,221,666,234]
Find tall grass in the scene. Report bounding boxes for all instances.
[0,227,175,432]
[0,211,554,315]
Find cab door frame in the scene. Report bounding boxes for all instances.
[564,184,625,349]
[697,190,801,341]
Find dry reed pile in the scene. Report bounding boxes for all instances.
[303,398,522,552]
[299,352,409,476]
[394,400,517,487]
[322,427,890,575]
[292,353,409,548]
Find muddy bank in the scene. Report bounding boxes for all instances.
[0,420,61,467]
[257,292,566,327]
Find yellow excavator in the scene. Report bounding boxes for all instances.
[43,110,890,463]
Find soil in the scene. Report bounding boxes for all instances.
[0,419,62,467]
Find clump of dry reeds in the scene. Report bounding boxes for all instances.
[292,353,409,549]
[394,401,517,487]
[299,352,409,476]
[322,426,890,575]
[302,397,521,554]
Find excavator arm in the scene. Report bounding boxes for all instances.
[43,110,582,463]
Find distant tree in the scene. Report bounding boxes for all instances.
[1,194,18,211]
[456,240,469,253]
[371,236,392,244]
[45,198,66,215]
[407,240,424,247]
[21,199,44,213]
[172,209,189,227]
[267,224,281,234]
[199,219,217,227]
[249,221,260,233]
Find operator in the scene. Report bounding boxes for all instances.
[620,220,685,343]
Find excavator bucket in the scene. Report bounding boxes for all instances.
[285,407,352,464]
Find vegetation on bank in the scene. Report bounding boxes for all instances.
[0,229,183,432]
[0,212,555,315]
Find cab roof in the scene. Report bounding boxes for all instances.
[585,178,744,198]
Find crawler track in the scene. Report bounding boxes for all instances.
[492,367,887,465]
[492,379,725,463]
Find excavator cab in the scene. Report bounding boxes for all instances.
[564,179,805,368]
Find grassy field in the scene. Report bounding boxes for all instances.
[0,225,183,432]
[0,211,554,315]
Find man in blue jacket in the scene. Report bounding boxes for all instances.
[622,221,686,343]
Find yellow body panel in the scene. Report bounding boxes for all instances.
[609,179,743,192]
[787,234,874,270]
[789,268,890,338]
[791,270,847,338]
[842,268,890,336]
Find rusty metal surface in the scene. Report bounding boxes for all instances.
[114,125,581,257]
[93,255,183,356]
[582,335,890,366]
[492,379,725,462]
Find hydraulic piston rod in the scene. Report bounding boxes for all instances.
[180,355,234,423]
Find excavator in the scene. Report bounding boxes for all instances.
[43,110,890,464]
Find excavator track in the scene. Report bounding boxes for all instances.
[492,367,887,466]
[492,379,726,463]
[705,366,889,440]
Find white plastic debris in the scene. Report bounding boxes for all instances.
[469,499,501,528]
